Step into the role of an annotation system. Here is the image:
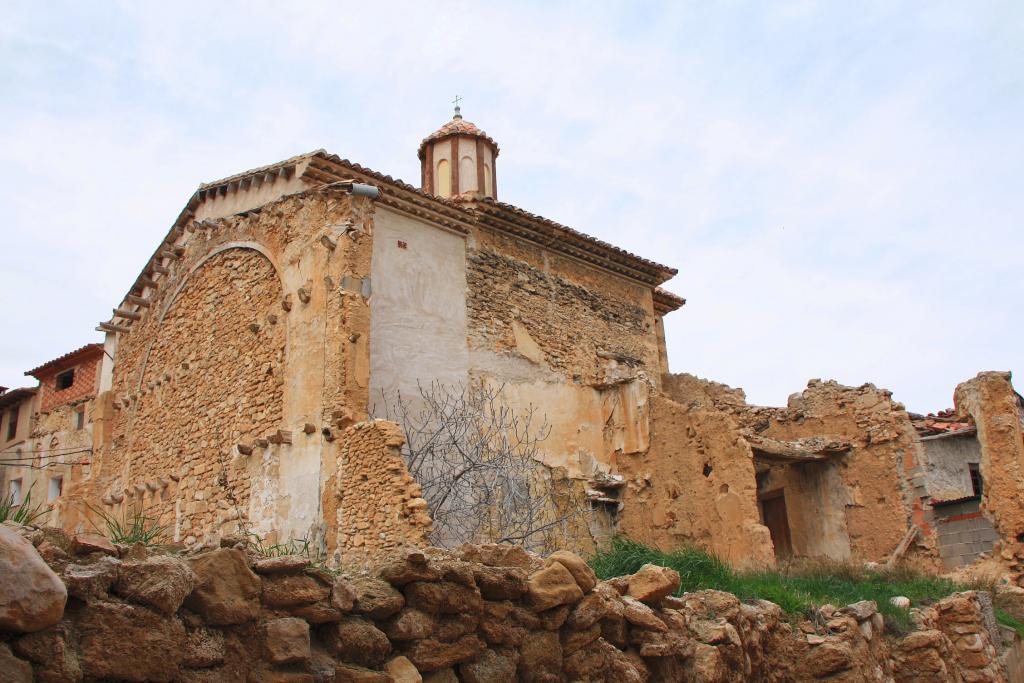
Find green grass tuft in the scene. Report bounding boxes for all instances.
[0,485,51,526]
[88,505,167,547]
[589,537,1024,635]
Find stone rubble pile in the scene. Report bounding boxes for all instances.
[0,522,1016,682]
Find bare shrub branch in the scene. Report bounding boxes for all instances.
[375,381,590,554]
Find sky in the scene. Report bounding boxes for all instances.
[0,1,1021,412]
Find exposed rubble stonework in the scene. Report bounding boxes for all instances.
[0,523,1017,683]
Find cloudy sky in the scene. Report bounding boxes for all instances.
[1,1,1020,411]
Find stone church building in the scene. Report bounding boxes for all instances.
[42,110,1024,573]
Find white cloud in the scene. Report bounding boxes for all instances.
[0,1,1020,411]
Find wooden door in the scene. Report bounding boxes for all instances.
[760,491,793,560]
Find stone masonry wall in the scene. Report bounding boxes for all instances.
[121,248,283,542]
[331,420,432,566]
[67,187,378,551]
[466,234,659,386]
[0,523,1014,683]
[660,375,920,565]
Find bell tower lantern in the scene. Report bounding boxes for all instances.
[419,100,499,200]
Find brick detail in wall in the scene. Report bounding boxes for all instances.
[36,354,101,413]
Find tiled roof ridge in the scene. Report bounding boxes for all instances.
[104,146,681,331]
[198,150,325,190]
[472,197,678,277]
[417,118,499,159]
[25,343,104,378]
[0,387,37,411]
[307,152,677,282]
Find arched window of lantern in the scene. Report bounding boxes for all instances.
[436,159,451,197]
[483,163,493,197]
[460,156,475,192]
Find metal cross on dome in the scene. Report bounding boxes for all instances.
[452,95,462,118]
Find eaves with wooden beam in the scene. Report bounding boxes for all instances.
[744,432,852,463]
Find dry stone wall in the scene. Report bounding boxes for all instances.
[0,521,1016,683]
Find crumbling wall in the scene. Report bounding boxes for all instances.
[464,229,659,480]
[68,187,378,552]
[331,420,432,565]
[657,375,919,565]
[954,372,1024,582]
[465,246,657,386]
[0,524,1013,683]
[618,394,775,568]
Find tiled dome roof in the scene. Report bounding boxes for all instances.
[418,115,499,159]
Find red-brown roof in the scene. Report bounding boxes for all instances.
[0,387,36,412]
[25,343,104,379]
[653,287,687,314]
[418,116,500,159]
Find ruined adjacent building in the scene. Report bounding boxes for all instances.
[4,110,1022,576]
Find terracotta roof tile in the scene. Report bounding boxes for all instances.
[25,343,104,379]
[417,117,499,159]
[0,387,37,411]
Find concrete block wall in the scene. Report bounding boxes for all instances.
[935,499,999,568]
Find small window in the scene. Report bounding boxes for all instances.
[55,369,75,391]
[969,463,983,497]
[9,478,22,505]
[47,476,63,502]
[6,406,17,441]
[74,406,86,430]
[436,159,451,197]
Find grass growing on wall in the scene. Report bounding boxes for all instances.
[589,537,1024,635]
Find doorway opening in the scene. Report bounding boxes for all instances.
[759,489,793,560]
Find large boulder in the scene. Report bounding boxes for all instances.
[322,616,391,668]
[351,576,405,620]
[459,649,517,683]
[545,551,597,594]
[69,533,117,557]
[626,563,680,604]
[75,601,185,682]
[384,655,423,683]
[526,562,583,612]
[183,548,261,625]
[115,554,196,615]
[62,558,119,602]
[261,573,330,608]
[405,581,483,615]
[0,525,67,632]
[263,617,310,665]
[404,635,486,672]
